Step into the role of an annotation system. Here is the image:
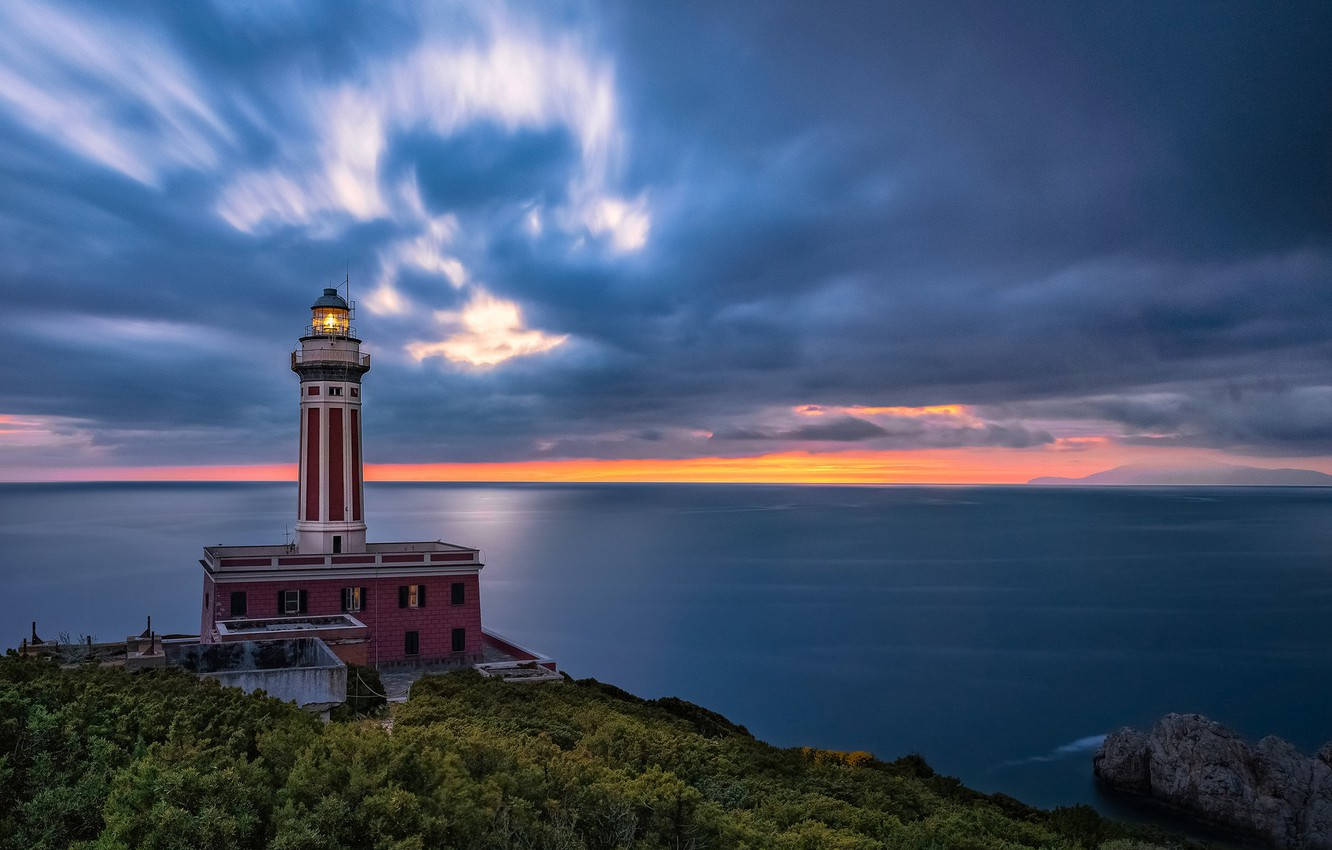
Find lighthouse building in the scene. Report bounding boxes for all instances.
[196,288,490,668]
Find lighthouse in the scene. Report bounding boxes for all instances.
[192,285,554,674]
[292,287,370,555]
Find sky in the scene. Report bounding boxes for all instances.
[1,0,1330,483]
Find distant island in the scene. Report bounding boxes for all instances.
[1029,463,1332,486]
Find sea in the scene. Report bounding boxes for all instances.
[2,481,1330,813]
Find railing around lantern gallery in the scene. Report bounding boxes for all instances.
[301,323,358,339]
[291,349,371,370]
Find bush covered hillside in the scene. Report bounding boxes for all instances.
[0,658,1195,850]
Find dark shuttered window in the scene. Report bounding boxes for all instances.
[450,582,465,606]
[451,628,466,653]
[230,591,247,617]
[404,630,420,656]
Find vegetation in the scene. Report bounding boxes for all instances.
[0,657,1198,850]
[331,664,387,721]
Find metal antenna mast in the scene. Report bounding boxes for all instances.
[342,261,354,326]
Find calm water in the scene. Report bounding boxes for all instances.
[2,482,1331,811]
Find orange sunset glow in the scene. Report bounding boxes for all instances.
[13,444,1330,485]
[797,404,973,418]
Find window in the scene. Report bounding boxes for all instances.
[404,630,420,656]
[329,386,343,396]
[451,582,465,606]
[230,591,247,617]
[332,535,342,554]
[341,586,365,612]
[451,628,466,653]
[350,388,359,397]
[280,589,306,615]
[308,386,320,395]
[398,584,425,608]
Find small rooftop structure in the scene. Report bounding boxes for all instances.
[476,630,561,683]
[474,661,564,684]
[215,613,365,637]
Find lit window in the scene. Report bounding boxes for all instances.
[341,586,364,612]
[398,584,425,608]
[282,589,302,614]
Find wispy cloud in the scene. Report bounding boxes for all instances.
[0,0,234,185]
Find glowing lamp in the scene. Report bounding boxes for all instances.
[311,288,350,335]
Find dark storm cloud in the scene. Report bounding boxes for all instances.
[711,415,1053,449]
[0,0,1329,471]
[714,416,888,442]
[995,382,1332,454]
[399,124,579,212]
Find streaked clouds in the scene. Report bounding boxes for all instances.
[0,1,234,185]
[0,0,1329,479]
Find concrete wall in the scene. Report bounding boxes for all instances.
[214,617,368,668]
[167,638,346,711]
[208,665,345,711]
[172,637,331,672]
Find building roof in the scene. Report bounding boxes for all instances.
[200,540,482,578]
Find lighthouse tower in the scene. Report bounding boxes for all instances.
[193,284,556,675]
[293,288,370,555]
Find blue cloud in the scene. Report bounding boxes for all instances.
[0,0,1330,471]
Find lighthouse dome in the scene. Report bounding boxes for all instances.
[311,288,349,310]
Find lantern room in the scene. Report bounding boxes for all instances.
[311,287,351,336]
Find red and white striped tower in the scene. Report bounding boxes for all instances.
[292,287,370,554]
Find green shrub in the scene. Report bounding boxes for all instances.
[0,658,1203,850]
[329,664,386,720]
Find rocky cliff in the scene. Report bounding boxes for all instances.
[1094,713,1332,848]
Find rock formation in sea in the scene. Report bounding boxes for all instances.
[1094,713,1332,849]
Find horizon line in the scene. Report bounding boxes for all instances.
[4,447,1331,485]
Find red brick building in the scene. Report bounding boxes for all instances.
[197,286,496,669]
